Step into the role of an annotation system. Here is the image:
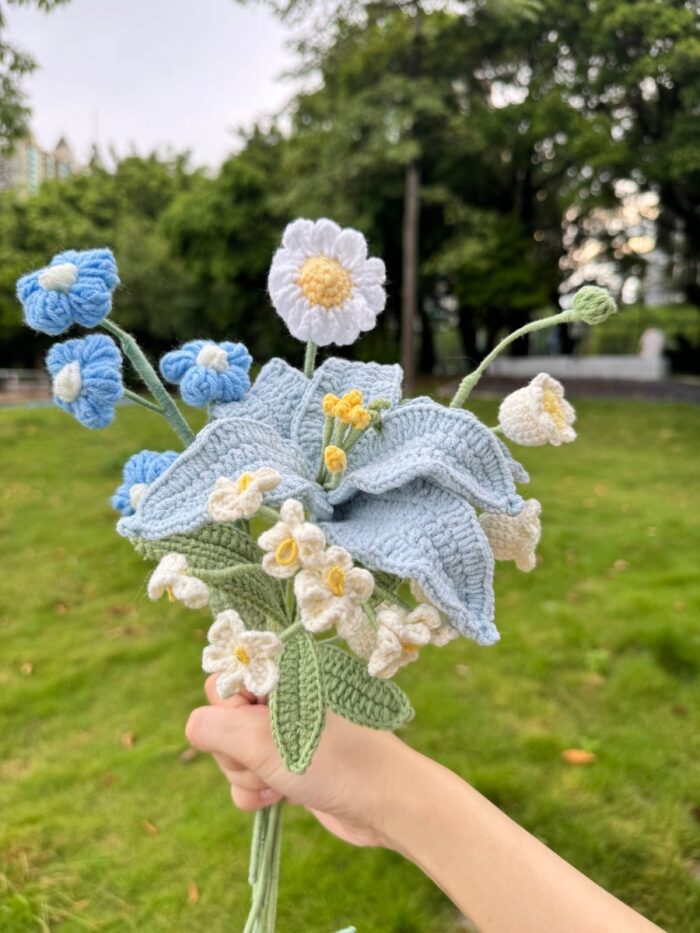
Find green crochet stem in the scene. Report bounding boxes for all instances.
[101,318,195,446]
[449,308,575,408]
[244,801,283,933]
[122,388,163,414]
[303,341,317,378]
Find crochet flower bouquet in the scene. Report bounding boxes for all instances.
[17,219,617,932]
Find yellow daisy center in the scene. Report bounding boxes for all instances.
[325,564,346,597]
[275,537,299,566]
[233,645,250,665]
[237,472,254,492]
[542,389,566,429]
[297,256,352,310]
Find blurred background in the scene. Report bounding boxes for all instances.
[0,1,699,931]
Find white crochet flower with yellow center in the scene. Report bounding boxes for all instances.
[202,610,282,698]
[498,373,576,446]
[268,218,386,347]
[409,581,460,647]
[479,498,542,572]
[207,468,282,522]
[258,498,326,579]
[368,605,432,679]
[294,545,374,634]
[147,552,210,609]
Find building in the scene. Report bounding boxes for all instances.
[0,135,80,193]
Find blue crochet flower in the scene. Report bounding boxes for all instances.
[159,341,252,407]
[112,449,179,516]
[118,358,530,646]
[17,248,120,336]
[46,334,123,429]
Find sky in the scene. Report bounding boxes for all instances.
[5,0,297,167]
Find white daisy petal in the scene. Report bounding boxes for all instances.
[268,218,386,347]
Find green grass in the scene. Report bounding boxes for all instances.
[1,399,699,931]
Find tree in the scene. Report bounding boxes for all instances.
[0,0,70,149]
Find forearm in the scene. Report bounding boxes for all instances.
[379,747,661,933]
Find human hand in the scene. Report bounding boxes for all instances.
[185,675,417,848]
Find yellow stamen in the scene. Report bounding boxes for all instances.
[233,645,250,665]
[166,585,176,603]
[322,393,340,415]
[342,389,363,408]
[325,564,346,597]
[542,389,566,429]
[348,405,371,430]
[400,642,419,654]
[275,537,299,566]
[324,445,347,474]
[332,399,353,422]
[237,472,254,492]
[297,256,352,309]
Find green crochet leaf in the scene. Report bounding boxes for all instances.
[270,630,326,774]
[132,523,287,628]
[319,644,414,730]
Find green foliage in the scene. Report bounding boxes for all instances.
[0,1,70,149]
[132,523,289,629]
[270,629,326,773]
[319,643,414,729]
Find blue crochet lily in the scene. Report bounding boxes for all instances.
[118,359,528,645]
[112,449,179,516]
[46,334,124,429]
[160,340,252,407]
[17,248,119,335]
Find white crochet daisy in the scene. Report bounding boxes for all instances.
[202,610,282,698]
[294,545,374,634]
[267,218,386,347]
[207,468,282,522]
[409,581,459,647]
[479,499,542,572]
[498,373,576,446]
[147,552,210,609]
[258,498,326,579]
[367,605,432,679]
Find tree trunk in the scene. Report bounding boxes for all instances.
[401,159,420,394]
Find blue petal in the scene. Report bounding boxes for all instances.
[159,341,204,383]
[178,366,250,407]
[291,358,403,466]
[117,418,332,540]
[18,273,74,335]
[330,398,525,515]
[221,342,253,372]
[211,359,309,440]
[322,480,498,645]
[112,449,179,516]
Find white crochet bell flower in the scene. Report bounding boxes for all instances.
[267,218,386,347]
[147,552,210,609]
[294,545,374,634]
[207,468,282,522]
[498,373,576,446]
[479,499,542,572]
[202,610,282,698]
[409,581,459,647]
[368,605,432,679]
[258,498,326,579]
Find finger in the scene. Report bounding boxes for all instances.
[230,784,283,812]
[186,705,274,773]
[213,751,247,775]
[226,769,269,792]
[204,675,256,709]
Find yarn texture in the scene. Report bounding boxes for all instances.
[112,449,178,516]
[498,373,576,447]
[17,248,119,335]
[479,498,542,572]
[160,340,252,407]
[46,333,123,429]
[571,285,618,325]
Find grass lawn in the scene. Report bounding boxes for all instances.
[1,398,699,932]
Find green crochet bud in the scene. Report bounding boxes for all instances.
[368,397,392,411]
[571,286,618,326]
